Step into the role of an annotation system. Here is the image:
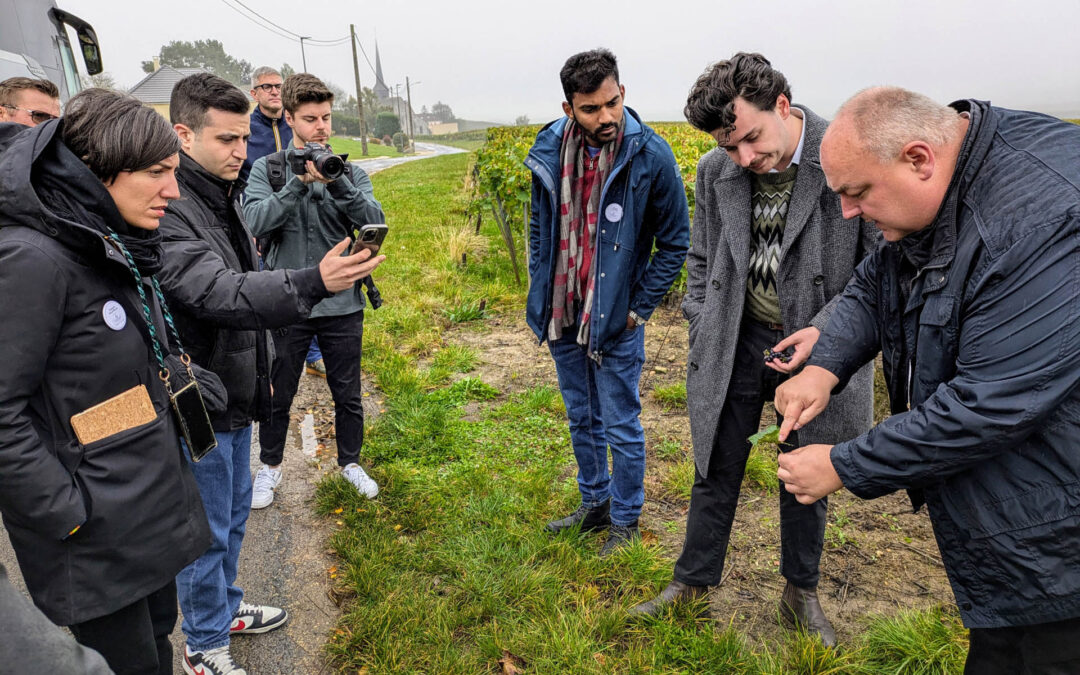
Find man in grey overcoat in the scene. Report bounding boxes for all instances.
[630,53,877,646]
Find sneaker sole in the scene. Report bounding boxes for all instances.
[250,496,274,509]
[231,613,289,635]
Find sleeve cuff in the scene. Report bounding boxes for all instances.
[292,266,332,303]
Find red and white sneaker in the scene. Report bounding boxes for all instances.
[183,644,246,675]
[230,601,288,635]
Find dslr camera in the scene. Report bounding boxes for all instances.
[288,142,348,180]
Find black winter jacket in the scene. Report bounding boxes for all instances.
[0,121,211,625]
[156,153,331,431]
[810,101,1080,628]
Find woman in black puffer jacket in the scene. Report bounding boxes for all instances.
[0,89,218,674]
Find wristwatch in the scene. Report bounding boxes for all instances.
[628,310,647,327]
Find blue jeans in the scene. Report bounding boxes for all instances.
[306,337,322,363]
[177,426,253,651]
[548,325,646,526]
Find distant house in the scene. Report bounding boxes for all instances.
[427,121,459,135]
[129,63,253,119]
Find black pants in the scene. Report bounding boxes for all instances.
[68,580,177,675]
[260,311,365,467]
[965,615,1080,674]
[674,319,827,589]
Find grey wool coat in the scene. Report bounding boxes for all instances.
[682,106,878,475]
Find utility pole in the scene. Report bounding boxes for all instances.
[406,77,416,153]
[299,36,309,72]
[349,24,368,156]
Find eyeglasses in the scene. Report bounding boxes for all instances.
[1,104,58,124]
[253,83,282,92]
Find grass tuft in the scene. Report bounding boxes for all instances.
[652,381,688,410]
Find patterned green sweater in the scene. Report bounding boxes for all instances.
[746,164,798,325]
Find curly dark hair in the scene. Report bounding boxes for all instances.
[683,52,792,135]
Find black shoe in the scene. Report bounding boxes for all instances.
[545,500,611,534]
[598,522,639,557]
[628,580,709,618]
[780,581,837,647]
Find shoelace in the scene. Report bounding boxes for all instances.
[202,646,241,671]
[253,469,278,493]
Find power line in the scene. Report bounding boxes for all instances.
[353,34,377,78]
[219,0,348,44]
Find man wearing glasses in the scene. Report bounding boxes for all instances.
[0,77,60,127]
[239,67,289,183]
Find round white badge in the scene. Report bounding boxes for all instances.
[102,300,127,331]
[604,203,623,222]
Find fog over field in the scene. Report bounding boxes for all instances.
[64,0,1080,123]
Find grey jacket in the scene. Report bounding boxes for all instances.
[682,106,878,474]
[243,150,384,318]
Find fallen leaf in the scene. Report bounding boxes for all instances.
[498,650,525,675]
[333,507,343,514]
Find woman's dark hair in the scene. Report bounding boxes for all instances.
[684,52,792,134]
[170,72,250,132]
[560,49,619,104]
[62,88,181,183]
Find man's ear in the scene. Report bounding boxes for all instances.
[562,100,573,119]
[902,141,936,180]
[775,93,791,118]
[173,123,195,151]
[283,110,294,128]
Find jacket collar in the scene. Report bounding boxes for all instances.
[912,99,996,286]
[527,106,650,183]
[250,105,284,128]
[177,151,245,215]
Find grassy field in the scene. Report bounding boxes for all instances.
[312,152,968,673]
[329,136,402,158]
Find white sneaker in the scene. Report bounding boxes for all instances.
[183,644,246,675]
[251,465,282,509]
[230,601,288,634]
[342,463,379,499]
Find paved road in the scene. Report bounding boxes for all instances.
[351,141,466,175]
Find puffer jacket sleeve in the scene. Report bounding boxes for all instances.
[831,216,1080,499]
[630,142,690,320]
[0,239,86,539]
[157,205,329,330]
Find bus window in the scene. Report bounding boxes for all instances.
[56,33,80,99]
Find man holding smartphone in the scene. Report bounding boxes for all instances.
[158,73,383,674]
[245,73,386,506]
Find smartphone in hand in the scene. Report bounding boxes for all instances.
[350,223,388,256]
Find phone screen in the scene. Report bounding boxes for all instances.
[172,381,218,462]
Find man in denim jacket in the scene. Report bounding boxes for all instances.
[525,49,689,556]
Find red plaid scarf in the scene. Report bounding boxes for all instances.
[548,119,623,352]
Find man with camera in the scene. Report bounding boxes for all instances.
[158,73,384,675]
[245,73,386,507]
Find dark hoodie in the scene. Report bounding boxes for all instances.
[0,120,211,625]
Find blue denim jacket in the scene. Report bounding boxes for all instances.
[525,107,690,357]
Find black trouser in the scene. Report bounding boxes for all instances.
[674,319,827,589]
[260,311,364,467]
[68,580,177,675]
[965,615,1080,674]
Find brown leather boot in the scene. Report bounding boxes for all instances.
[780,581,837,647]
[628,580,709,618]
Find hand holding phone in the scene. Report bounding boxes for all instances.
[351,223,388,256]
[319,235,387,293]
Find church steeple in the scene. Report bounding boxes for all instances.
[373,43,389,100]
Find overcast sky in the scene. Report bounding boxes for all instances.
[60,0,1080,124]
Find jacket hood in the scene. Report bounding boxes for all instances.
[528,106,650,175]
[0,118,131,255]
